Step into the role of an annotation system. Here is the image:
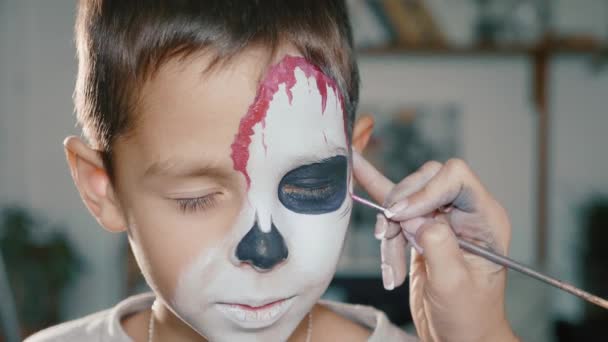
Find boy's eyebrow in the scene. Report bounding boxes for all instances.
[290,146,349,166]
[144,158,224,179]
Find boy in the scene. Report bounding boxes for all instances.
[28,1,518,341]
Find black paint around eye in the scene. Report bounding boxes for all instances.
[278,155,347,214]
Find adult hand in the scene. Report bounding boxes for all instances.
[352,151,518,342]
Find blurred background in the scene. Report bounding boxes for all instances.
[0,0,607,341]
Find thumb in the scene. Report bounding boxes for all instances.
[416,220,469,292]
[352,150,394,204]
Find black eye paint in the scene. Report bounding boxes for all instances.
[278,155,347,214]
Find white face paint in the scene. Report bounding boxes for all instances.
[171,55,352,341]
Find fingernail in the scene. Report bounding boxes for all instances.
[384,208,395,219]
[387,200,408,218]
[374,214,387,239]
[381,264,395,290]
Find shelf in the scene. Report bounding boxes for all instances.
[358,43,608,57]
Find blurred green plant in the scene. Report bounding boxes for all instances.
[556,194,608,340]
[579,195,608,320]
[0,207,81,334]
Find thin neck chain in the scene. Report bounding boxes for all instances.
[305,309,313,342]
[148,307,154,342]
[147,301,313,342]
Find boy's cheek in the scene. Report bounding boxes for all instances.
[126,195,243,294]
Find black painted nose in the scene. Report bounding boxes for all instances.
[235,220,288,271]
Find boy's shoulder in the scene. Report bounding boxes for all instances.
[24,293,154,342]
[319,300,418,341]
[24,308,113,342]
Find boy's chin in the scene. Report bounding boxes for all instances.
[200,321,301,342]
[192,309,307,342]
[183,293,318,342]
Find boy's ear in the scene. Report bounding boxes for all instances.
[63,136,127,233]
[352,114,375,152]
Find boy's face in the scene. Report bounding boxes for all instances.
[113,49,351,341]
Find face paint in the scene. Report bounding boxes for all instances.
[278,155,348,214]
[230,56,344,187]
[172,55,352,342]
[235,220,289,271]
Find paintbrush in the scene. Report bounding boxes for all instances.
[351,194,608,310]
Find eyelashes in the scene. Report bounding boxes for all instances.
[176,193,220,213]
[281,183,334,197]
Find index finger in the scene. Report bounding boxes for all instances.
[388,158,487,221]
[352,150,394,204]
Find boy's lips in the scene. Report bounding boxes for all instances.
[215,296,296,329]
[230,297,287,310]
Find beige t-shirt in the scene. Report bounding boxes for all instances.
[25,292,418,341]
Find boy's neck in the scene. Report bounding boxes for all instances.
[152,302,206,341]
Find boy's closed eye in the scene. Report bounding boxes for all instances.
[278,155,348,214]
[175,192,222,213]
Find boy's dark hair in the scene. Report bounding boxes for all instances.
[74,0,359,180]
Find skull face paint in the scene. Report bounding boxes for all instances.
[172,55,352,341]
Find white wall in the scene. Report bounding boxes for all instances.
[0,0,125,320]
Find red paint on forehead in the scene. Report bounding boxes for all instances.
[230,55,344,187]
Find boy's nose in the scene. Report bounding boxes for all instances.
[235,220,288,272]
